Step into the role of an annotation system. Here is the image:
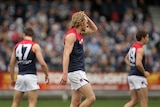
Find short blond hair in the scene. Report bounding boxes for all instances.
[71,11,85,28]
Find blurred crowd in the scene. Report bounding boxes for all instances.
[0,0,160,72]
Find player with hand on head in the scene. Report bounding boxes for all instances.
[60,11,98,107]
[10,27,49,107]
[124,30,150,107]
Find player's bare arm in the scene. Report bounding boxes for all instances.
[124,53,130,66]
[9,50,16,86]
[85,15,98,33]
[82,14,98,35]
[60,33,76,85]
[136,48,150,77]
[33,44,49,84]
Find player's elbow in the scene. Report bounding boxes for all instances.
[93,27,98,33]
[135,61,141,68]
[95,26,98,31]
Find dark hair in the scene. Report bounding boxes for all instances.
[23,27,34,37]
[136,30,148,41]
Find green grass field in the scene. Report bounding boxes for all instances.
[0,98,159,107]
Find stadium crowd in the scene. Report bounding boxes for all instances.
[0,0,159,72]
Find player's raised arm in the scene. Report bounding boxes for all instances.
[81,12,98,35]
[84,14,98,33]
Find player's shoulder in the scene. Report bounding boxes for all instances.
[132,42,143,48]
[66,28,77,35]
[33,43,41,50]
[65,29,76,38]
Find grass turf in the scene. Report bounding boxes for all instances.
[0,98,159,107]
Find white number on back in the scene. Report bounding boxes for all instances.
[128,47,136,64]
[16,44,32,60]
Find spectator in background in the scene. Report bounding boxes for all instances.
[0,0,159,73]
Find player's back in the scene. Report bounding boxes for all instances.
[14,39,37,75]
[128,42,145,77]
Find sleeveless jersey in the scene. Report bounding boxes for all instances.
[65,28,85,72]
[128,42,145,77]
[14,39,36,75]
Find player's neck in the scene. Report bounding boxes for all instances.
[74,27,81,34]
[24,36,32,41]
[137,41,143,45]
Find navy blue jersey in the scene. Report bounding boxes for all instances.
[128,42,145,77]
[65,28,85,72]
[14,39,36,75]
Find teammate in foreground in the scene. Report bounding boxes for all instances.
[124,30,150,107]
[10,27,49,107]
[60,11,98,107]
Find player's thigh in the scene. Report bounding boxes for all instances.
[27,90,39,103]
[137,87,148,100]
[13,90,24,103]
[79,83,95,98]
[71,90,82,103]
[130,89,139,102]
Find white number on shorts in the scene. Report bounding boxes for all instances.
[128,47,136,65]
[16,44,32,60]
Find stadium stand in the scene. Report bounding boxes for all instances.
[0,0,159,73]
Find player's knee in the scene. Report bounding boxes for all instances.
[88,95,96,104]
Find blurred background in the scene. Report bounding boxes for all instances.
[0,0,160,101]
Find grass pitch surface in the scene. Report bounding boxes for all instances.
[0,98,159,107]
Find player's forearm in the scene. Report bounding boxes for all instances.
[10,71,15,81]
[9,65,15,81]
[41,64,49,76]
[63,64,69,74]
[87,17,98,32]
[63,54,69,74]
[124,55,130,66]
[136,63,146,74]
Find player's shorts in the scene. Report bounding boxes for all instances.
[68,70,89,90]
[14,74,40,92]
[127,75,148,90]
